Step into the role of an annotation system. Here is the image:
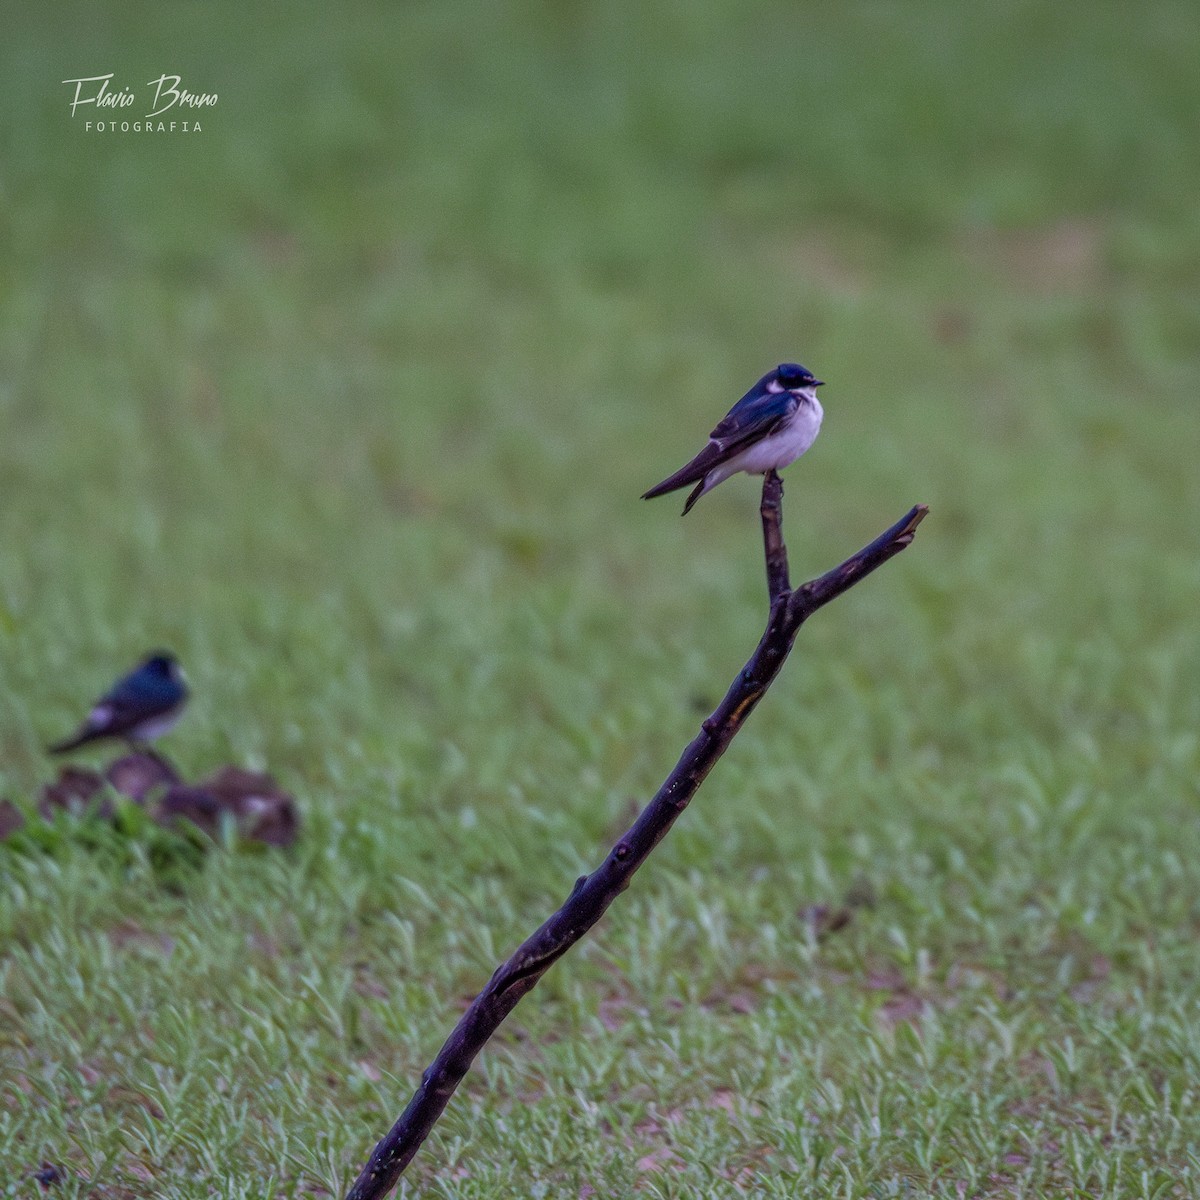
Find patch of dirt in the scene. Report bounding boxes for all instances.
[634,1145,682,1174]
[37,766,111,820]
[159,765,299,845]
[597,995,643,1032]
[959,218,1107,294]
[106,753,180,802]
[13,753,300,848]
[105,1086,165,1120]
[800,875,878,941]
[773,231,875,299]
[701,987,758,1016]
[0,798,25,839]
[106,921,175,958]
[799,903,854,940]
[705,1087,762,1119]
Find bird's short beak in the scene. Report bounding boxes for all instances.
[813,379,825,387]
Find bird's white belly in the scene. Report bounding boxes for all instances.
[130,707,184,742]
[716,396,823,480]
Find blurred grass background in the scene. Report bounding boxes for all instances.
[2,2,1199,1196]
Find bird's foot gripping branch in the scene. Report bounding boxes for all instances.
[346,475,928,1200]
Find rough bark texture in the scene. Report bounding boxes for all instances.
[346,484,928,1199]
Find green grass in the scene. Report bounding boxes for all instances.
[2,1,1200,1195]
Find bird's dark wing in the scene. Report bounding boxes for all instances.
[709,389,798,450]
[48,664,187,754]
[46,692,132,753]
[101,673,176,723]
[90,667,184,734]
[641,390,797,500]
[641,440,730,500]
[642,389,798,503]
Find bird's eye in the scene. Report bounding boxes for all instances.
[776,364,809,387]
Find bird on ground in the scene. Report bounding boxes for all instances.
[642,362,825,514]
[48,651,189,755]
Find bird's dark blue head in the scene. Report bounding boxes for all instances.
[774,363,824,390]
[140,651,184,686]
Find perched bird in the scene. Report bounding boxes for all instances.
[48,651,189,755]
[642,362,825,514]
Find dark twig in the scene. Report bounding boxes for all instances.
[346,488,929,1200]
[760,469,790,601]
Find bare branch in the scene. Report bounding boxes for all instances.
[760,469,790,601]
[345,486,928,1200]
[790,504,928,620]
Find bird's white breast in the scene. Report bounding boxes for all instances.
[723,393,823,477]
[131,708,184,742]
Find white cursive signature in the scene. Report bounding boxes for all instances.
[62,73,218,119]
